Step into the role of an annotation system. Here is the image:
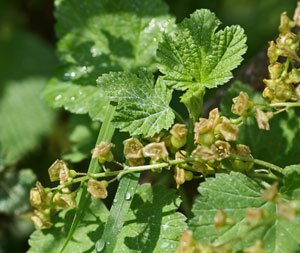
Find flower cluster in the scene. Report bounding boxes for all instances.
[263,11,300,103]
[30,160,77,229]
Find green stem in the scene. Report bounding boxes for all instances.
[268,102,300,108]
[229,154,283,174]
[173,109,185,124]
[54,158,199,191]
[60,105,115,253]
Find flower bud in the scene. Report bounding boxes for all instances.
[31,209,52,229]
[274,83,294,101]
[287,68,300,84]
[174,167,185,189]
[171,136,187,149]
[231,92,251,116]
[276,32,300,61]
[267,41,280,64]
[256,108,273,131]
[214,209,227,230]
[194,118,213,137]
[142,142,169,161]
[231,144,253,171]
[192,145,218,161]
[219,117,239,141]
[279,12,295,34]
[69,170,77,178]
[48,160,69,182]
[60,193,77,209]
[30,188,43,209]
[261,182,278,201]
[268,62,284,80]
[243,239,265,253]
[87,179,108,199]
[263,87,275,101]
[196,131,215,147]
[246,208,265,225]
[278,201,295,221]
[53,192,68,211]
[184,171,193,181]
[170,124,188,140]
[92,141,114,164]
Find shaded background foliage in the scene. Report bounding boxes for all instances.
[0,0,298,252]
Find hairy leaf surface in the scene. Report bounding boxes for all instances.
[45,0,175,120]
[114,184,186,252]
[157,9,247,91]
[189,171,300,252]
[97,71,175,137]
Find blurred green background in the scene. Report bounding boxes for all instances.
[0,0,298,252]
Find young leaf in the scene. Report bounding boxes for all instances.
[97,71,175,137]
[99,173,140,253]
[221,81,300,167]
[45,0,175,120]
[28,198,109,253]
[114,184,186,252]
[157,9,247,91]
[189,171,300,252]
[0,169,36,215]
[180,85,205,122]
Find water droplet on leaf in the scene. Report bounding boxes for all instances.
[95,239,106,252]
[125,192,131,200]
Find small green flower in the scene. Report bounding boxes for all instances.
[231,91,252,116]
[92,141,114,164]
[142,142,169,161]
[87,179,108,199]
[218,117,239,141]
[48,160,69,182]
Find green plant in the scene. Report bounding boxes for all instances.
[27,0,300,252]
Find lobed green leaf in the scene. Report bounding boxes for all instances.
[157,9,247,91]
[189,171,300,252]
[114,183,187,252]
[28,198,109,253]
[45,0,175,120]
[97,71,175,137]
